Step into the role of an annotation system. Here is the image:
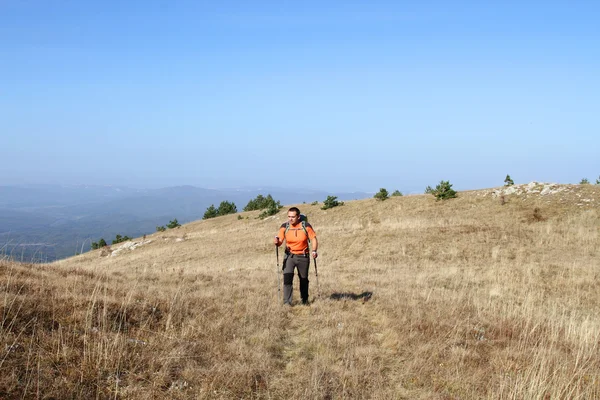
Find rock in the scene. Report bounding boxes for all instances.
[111,240,152,257]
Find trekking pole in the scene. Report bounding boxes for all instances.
[275,244,281,301]
[313,256,320,298]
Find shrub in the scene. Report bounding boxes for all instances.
[217,201,237,216]
[156,226,166,232]
[167,219,181,229]
[321,195,344,210]
[424,186,434,194]
[244,194,266,211]
[311,201,319,206]
[504,174,514,186]
[203,205,218,220]
[244,194,278,211]
[91,238,107,250]
[244,194,282,218]
[258,202,280,219]
[374,188,389,201]
[428,180,457,201]
[237,215,243,220]
[596,176,600,185]
[391,190,403,197]
[580,178,590,184]
[246,195,283,219]
[112,234,131,245]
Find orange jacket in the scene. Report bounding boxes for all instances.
[277,222,317,254]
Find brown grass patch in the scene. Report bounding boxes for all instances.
[1,185,600,398]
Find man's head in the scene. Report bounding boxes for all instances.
[288,207,301,225]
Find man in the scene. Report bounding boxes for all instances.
[274,207,318,305]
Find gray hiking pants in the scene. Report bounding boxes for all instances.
[282,253,310,305]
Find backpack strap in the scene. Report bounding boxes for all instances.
[285,221,310,241]
[302,221,310,243]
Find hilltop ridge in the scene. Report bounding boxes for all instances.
[0,184,371,262]
[1,183,599,398]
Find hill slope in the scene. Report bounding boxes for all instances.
[0,184,370,262]
[1,183,599,398]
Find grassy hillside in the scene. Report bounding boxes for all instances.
[0,184,371,262]
[1,183,599,399]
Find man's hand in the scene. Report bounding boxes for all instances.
[274,236,281,246]
[311,250,318,259]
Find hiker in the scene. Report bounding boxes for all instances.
[274,207,318,305]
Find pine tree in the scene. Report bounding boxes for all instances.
[217,201,237,216]
[374,188,389,201]
[203,205,218,219]
[428,180,457,201]
[321,195,343,210]
[167,219,181,229]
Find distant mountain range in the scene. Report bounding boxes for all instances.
[0,184,371,262]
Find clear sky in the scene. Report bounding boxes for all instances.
[1,1,598,193]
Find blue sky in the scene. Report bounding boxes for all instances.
[1,1,598,193]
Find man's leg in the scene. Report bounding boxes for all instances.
[282,256,296,305]
[297,256,310,304]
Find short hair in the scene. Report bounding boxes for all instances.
[288,207,300,216]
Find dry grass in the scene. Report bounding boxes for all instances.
[1,184,600,399]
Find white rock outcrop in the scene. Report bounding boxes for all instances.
[490,182,567,198]
[111,240,153,257]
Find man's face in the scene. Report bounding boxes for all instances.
[288,212,300,225]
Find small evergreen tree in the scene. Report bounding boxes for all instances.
[391,190,403,196]
[217,201,237,216]
[253,195,283,219]
[580,178,590,184]
[596,176,600,185]
[321,195,344,210]
[244,194,282,216]
[203,204,219,219]
[92,238,107,249]
[167,218,181,229]
[258,201,280,219]
[156,225,166,232]
[424,186,434,194]
[428,180,457,201]
[243,194,269,211]
[504,174,514,186]
[374,188,389,201]
[244,195,264,211]
[112,234,131,245]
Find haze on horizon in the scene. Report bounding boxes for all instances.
[1,1,599,193]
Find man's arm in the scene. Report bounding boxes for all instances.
[311,237,319,258]
[274,226,286,246]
